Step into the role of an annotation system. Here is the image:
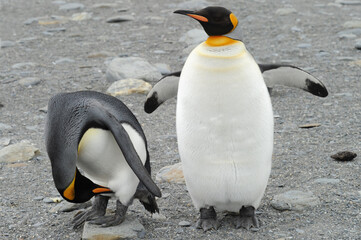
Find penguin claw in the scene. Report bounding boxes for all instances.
[89,214,126,227]
[72,208,105,229]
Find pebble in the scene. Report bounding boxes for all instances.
[70,12,92,21]
[24,17,40,25]
[297,43,312,49]
[87,51,116,58]
[44,27,66,33]
[154,63,171,75]
[53,58,75,64]
[52,0,66,5]
[0,123,12,131]
[176,0,210,10]
[276,8,297,16]
[152,213,167,220]
[156,162,185,184]
[106,15,134,23]
[59,3,85,11]
[82,217,145,239]
[314,178,340,184]
[299,123,321,129]
[179,28,207,46]
[92,3,118,8]
[291,26,302,32]
[336,0,361,5]
[1,40,16,48]
[179,221,191,227]
[49,201,91,213]
[0,141,40,163]
[43,197,62,203]
[355,39,361,50]
[331,151,357,161]
[343,20,361,29]
[106,57,162,82]
[106,78,152,96]
[337,28,361,37]
[19,77,41,87]
[0,138,11,148]
[12,62,36,69]
[271,190,320,211]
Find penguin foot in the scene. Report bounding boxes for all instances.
[90,200,128,227]
[235,206,259,230]
[196,207,219,231]
[72,195,109,229]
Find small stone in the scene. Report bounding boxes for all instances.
[355,39,361,50]
[38,20,62,25]
[179,221,191,227]
[296,229,305,234]
[176,0,210,10]
[49,201,91,213]
[297,43,312,49]
[52,0,66,5]
[331,151,357,161]
[24,17,39,25]
[0,123,12,131]
[291,26,302,32]
[39,106,48,113]
[0,40,16,48]
[106,79,152,96]
[106,15,134,23]
[43,197,62,203]
[70,12,92,21]
[54,58,75,64]
[0,138,11,147]
[349,60,361,66]
[59,3,85,11]
[154,63,171,75]
[337,28,361,37]
[276,8,297,15]
[92,3,118,8]
[33,196,44,201]
[152,213,167,220]
[156,162,185,184]
[336,0,361,5]
[82,216,145,239]
[179,28,207,46]
[343,20,361,29]
[299,123,321,129]
[314,178,340,184]
[19,77,41,87]
[0,141,40,163]
[87,51,116,58]
[12,62,36,69]
[44,27,66,33]
[106,57,162,82]
[271,190,320,211]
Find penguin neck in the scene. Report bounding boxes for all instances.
[205,36,239,47]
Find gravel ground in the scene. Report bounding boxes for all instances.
[0,0,360,239]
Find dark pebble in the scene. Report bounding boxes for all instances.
[331,151,357,161]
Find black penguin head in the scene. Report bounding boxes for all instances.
[58,168,112,203]
[174,6,238,36]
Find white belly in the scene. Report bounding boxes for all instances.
[77,124,147,205]
[176,42,274,212]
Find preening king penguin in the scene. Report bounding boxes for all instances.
[174,7,274,231]
[45,91,161,228]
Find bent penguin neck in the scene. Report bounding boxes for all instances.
[205,36,239,47]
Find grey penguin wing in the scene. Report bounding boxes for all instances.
[144,72,180,113]
[88,103,162,198]
[259,64,328,97]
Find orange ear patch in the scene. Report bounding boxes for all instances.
[229,13,238,31]
[63,174,76,201]
[187,14,208,22]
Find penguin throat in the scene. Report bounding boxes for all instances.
[205,36,238,47]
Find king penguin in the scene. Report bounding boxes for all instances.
[45,91,161,228]
[174,7,274,231]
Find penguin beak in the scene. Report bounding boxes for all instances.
[174,10,209,22]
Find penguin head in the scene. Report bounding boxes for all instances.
[59,168,112,203]
[174,6,241,41]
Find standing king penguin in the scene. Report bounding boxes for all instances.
[174,7,274,231]
[45,91,161,228]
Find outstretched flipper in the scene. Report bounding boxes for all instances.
[259,64,328,97]
[144,64,328,113]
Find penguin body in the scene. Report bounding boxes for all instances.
[177,41,273,212]
[45,91,160,228]
[173,6,273,230]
